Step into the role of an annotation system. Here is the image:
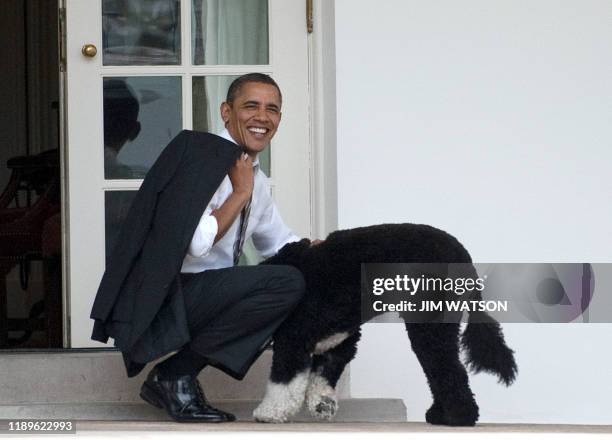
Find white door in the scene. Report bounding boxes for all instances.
[65,0,311,348]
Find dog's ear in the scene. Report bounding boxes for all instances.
[260,238,311,266]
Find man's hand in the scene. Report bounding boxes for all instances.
[210,153,254,244]
[228,153,254,199]
[310,239,324,246]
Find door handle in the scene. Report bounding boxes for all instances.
[81,44,98,58]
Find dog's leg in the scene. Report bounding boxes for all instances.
[405,323,479,426]
[306,330,361,420]
[253,332,312,423]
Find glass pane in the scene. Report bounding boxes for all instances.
[191,0,269,65]
[105,191,137,265]
[192,75,271,176]
[102,0,181,65]
[103,76,182,180]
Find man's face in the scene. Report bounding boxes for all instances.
[220,82,282,155]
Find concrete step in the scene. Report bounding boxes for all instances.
[0,349,349,403]
[0,399,407,423]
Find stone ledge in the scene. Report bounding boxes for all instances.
[0,349,349,403]
[0,399,406,423]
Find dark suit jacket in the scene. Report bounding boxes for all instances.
[90,130,241,377]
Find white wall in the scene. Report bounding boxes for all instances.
[334,0,612,424]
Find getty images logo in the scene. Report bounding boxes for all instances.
[480,263,595,323]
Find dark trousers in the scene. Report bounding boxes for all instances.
[177,264,305,380]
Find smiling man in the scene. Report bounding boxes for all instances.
[139,73,308,423]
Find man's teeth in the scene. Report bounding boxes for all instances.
[248,127,267,134]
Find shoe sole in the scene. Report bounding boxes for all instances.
[139,381,235,423]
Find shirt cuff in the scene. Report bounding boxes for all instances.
[187,214,218,258]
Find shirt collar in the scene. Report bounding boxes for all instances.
[219,128,260,168]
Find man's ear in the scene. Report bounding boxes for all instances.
[220,102,231,125]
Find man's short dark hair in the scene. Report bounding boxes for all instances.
[226,73,282,105]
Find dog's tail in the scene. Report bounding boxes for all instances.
[460,265,518,385]
[461,266,518,386]
[461,312,517,386]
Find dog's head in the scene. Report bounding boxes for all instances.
[261,238,311,268]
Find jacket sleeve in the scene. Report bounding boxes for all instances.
[90,131,190,325]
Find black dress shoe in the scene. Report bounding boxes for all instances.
[140,366,236,423]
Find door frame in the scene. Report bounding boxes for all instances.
[309,0,338,240]
[58,0,69,346]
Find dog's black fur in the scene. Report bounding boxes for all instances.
[256,223,517,426]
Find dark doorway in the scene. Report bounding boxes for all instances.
[0,0,62,348]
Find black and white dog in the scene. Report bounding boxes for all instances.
[252,223,517,426]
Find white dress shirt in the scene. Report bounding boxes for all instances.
[180,129,300,273]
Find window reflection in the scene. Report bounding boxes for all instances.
[104,79,142,179]
[102,0,181,65]
[103,76,182,180]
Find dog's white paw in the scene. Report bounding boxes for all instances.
[308,395,338,420]
[306,373,338,420]
[253,371,309,423]
[253,401,290,423]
